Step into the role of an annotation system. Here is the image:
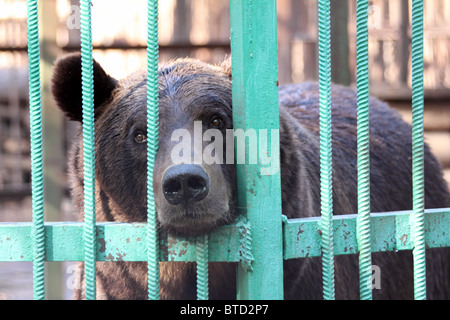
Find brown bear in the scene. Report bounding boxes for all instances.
[52,53,450,300]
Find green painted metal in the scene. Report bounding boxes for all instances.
[230,0,284,300]
[355,0,372,300]
[26,0,45,301]
[238,217,254,272]
[411,0,426,301]
[1,208,448,263]
[317,0,335,300]
[14,0,448,301]
[146,0,160,301]
[0,218,249,262]
[283,208,450,259]
[196,235,209,300]
[79,0,96,300]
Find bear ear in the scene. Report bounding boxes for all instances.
[218,56,232,78]
[51,53,118,122]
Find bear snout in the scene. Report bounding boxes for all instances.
[154,160,234,237]
[162,164,210,207]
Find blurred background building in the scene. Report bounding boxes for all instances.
[0,0,449,299]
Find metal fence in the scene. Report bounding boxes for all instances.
[0,0,449,300]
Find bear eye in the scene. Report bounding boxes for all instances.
[134,133,147,143]
[210,116,222,127]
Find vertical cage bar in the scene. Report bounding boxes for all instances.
[355,0,372,300]
[196,235,209,300]
[27,0,45,300]
[318,0,335,300]
[230,0,284,299]
[146,0,160,300]
[80,0,96,300]
[411,0,426,300]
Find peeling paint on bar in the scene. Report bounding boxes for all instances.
[283,208,450,259]
[0,222,243,262]
[1,208,448,262]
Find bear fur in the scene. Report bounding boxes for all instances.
[52,53,450,299]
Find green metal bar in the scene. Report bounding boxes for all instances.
[317,0,335,300]
[0,221,243,262]
[80,0,96,300]
[196,235,209,300]
[146,0,160,301]
[411,0,426,300]
[27,0,45,301]
[1,209,449,262]
[283,208,450,259]
[355,0,372,300]
[230,0,284,300]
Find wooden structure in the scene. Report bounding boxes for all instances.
[0,0,449,197]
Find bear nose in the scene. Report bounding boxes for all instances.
[162,164,210,206]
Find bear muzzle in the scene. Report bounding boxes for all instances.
[162,164,210,208]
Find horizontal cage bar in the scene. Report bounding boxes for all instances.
[1,208,449,262]
[284,208,450,259]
